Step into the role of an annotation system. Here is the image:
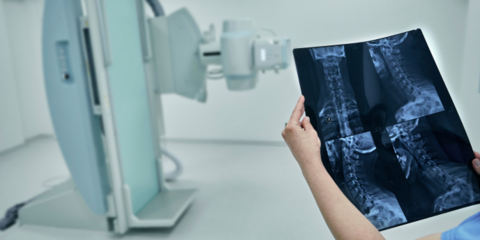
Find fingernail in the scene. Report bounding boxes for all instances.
[305,116,310,122]
[474,159,480,168]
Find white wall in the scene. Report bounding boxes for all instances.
[0,0,24,152]
[3,0,53,139]
[458,0,480,150]
[159,0,470,142]
[0,0,473,143]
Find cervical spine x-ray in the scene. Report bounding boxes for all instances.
[293,29,480,230]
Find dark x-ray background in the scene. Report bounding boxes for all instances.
[293,29,480,230]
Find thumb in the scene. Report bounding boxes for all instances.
[473,158,480,176]
[302,116,315,132]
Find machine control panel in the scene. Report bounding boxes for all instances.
[56,41,74,83]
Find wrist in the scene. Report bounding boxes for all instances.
[299,157,326,176]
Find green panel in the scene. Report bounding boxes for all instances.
[104,0,159,214]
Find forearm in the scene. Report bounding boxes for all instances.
[417,233,441,240]
[301,160,384,240]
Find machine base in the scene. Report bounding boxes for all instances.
[18,179,109,231]
[123,185,196,228]
[17,179,197,231]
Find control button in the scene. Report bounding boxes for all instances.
[63,73,70,80]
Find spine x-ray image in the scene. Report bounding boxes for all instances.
[293,29,480,230]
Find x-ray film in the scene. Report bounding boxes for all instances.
[293,29,480,230]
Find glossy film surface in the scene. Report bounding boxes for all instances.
[293,29,480,230]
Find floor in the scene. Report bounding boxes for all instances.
[0,137,479,240]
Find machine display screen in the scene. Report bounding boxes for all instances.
[293,29,480,230]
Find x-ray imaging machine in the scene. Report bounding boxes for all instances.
[17,0,290,234]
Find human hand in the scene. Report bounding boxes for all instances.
[473,151,480,175]
[282,96,322,171]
